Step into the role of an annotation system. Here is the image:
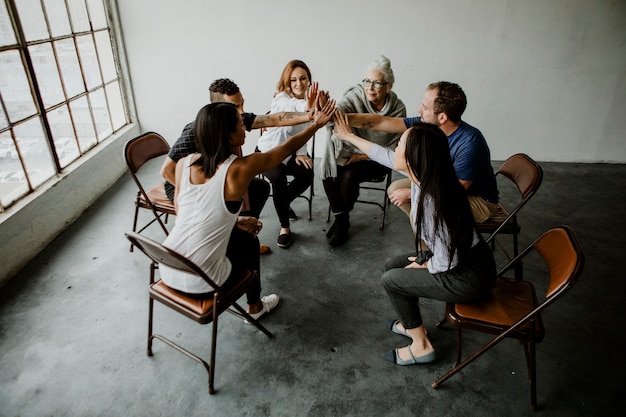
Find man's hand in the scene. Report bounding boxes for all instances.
[389,188,411,207]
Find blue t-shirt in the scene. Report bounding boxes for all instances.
[403,117,498,203]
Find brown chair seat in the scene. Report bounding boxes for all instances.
[432,226,584,411]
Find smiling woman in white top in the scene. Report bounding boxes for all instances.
[256,60,319,248]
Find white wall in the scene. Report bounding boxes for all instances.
[118,0,626,163]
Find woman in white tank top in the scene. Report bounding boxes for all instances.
[161,99,336,321]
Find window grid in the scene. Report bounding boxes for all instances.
[0,0,129,211]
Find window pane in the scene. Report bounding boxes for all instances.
[0,51,38,122]
[0,134,22,205]
[0,1,17,46]
[69,96,97,151]
[67,0,90,32]
[14,120,56,187]
[90,88,111,139]
[106,81,126,131]
[44,0,72,37]
[87,0,108,30]
[47,105,80,167]
[15,0,49,41]
[0,106,8,130]
[76,34,102,89]
[29,43,66,108]
[54,39,85,98]
[95,30,116,83]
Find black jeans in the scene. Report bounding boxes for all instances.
[322,160,389,214]
[263,157,313,228]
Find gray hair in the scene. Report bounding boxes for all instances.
[366,55,395,85]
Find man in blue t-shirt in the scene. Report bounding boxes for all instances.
[346,81,499,223]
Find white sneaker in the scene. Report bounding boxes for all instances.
[244,294,279,324]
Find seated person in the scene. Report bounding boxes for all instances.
[256,60,320,248]
[160,78,317,253]
[346,81,499,224]
[333,113,496,365]
[160,99,336,321]
[320,55,406,246]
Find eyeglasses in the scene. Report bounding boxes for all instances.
[362,79,388,89]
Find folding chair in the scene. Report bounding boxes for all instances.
[478,153,543,278]
[431,225,584,411]
[326,167,393,230]
[125,231,273,394]
[124,132,176,251]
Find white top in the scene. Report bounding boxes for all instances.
[160,154,240,293]
[256,92,310,161]
[368,143,479,274]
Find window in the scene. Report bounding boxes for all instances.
[0,0,129,210]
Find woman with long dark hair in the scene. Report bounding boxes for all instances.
[160,99,335,322]
[333,114,496,365]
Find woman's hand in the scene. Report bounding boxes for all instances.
[345,153,369,165]
[305,82,319,111]
[295,154,313,169]
[311,97,336,128]
[236,216,263,237]
[332,111,354,142]
[405,256,428,269]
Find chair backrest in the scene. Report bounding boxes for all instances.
[124,132,170,174]
[125,231,219,290]
[532,226,584,299]
[497,153,543,200]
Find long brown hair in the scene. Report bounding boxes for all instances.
[276,60,312,95]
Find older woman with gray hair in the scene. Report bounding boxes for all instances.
[321,55,406,246]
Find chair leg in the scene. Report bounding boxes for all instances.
[523,340,539,411]
[209,307,219,394]
[147,297,154,356]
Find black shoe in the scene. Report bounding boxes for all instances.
[327,213,350,246]
[288,207,298,220]
[326,219,337,238]
[277,232,293,248]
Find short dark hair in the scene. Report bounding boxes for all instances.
[428,81,467,123]
[209,78,240,103]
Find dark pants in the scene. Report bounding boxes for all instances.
[223,226,262,305]
[263,157,313,228]
[381,240,496,330]
[322,160,389,214]
[240,177,270,219]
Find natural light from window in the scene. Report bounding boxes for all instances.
[0,0,128,211]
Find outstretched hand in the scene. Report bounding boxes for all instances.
[312,97,336,127]
[306,82,319,110]
[332,111,353,141]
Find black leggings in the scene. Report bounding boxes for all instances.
[262,156,313,228]
[322,160,389,214]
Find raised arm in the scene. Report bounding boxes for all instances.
[228,98,336,198]
[345,113,407,134]
[251,111,313,129]
[332,111,375,154]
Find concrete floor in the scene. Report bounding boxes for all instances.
[0,159,624,417]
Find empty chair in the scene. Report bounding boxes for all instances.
[478,153,543,277]
[125,231,273,394]
[124,132,176,251]
[431,225,584,411]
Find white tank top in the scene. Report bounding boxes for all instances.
[160,154,240,293]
